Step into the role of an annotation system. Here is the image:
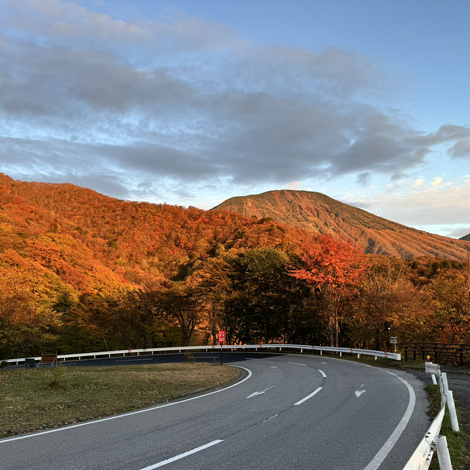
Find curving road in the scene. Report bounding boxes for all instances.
[1,354,430,470]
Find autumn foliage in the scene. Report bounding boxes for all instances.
[0,173,469,359]
[290,235,369,346]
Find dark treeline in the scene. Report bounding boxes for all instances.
[2,243,469,359]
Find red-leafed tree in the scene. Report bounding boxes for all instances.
[290,235,369,346]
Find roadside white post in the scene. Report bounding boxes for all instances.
[442,372,449,395]
[431,374,437,385]
[435,435,453,470]
[446,390,460,432]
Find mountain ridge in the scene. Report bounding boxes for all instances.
[213,189,470,260]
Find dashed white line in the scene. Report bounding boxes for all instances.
[246,385,275,399]
[288,361,306,366]
[318,370,327,378]
[294,387,323,405]
[139,440,223,469]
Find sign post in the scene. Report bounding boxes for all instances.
[218,330,225,365]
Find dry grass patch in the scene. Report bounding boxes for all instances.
[0,363,240,437]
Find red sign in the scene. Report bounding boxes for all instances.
[218,330,226,344]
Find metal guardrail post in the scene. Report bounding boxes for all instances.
[435,435,453,470]
[445,390,460,432]
[441,372,449,395]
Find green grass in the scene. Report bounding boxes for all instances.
[0,363,240,438]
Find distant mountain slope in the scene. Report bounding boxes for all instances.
[0,174,313,292]
[213,190,470,260]
[460,234,470,242]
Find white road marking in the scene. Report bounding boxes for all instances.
[288,361,306,366]
[139,440,223,469]
[355,390,367,397]
[294,387,323,405]
[246,385,275,398]
[271,366,278,369]
[320,362,327,364]
[318,370,327,378]
[0,366,252,444]
[363,371,416,470]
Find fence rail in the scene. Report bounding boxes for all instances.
[3,343,401,366]
[404,343,470,367]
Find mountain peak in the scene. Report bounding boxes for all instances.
[213,189,470,260]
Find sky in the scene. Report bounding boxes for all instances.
[0,0,469,238]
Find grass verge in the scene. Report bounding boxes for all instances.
[0,363,240,438]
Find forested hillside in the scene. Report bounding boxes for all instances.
[0,173,315,357]
[1,174,469,359]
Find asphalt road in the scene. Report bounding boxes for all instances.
[1,354,430,470]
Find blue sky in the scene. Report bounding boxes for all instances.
[0,0,469,238]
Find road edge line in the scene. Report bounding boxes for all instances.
[363,371,416,470]
[0,366,252,444]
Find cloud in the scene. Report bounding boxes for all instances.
[1,0,242,56]
[347,180,470,229]
[286,181,302,190]
[413,178,424,187]
[1,0,470,205]
[445,227,470,239]
[450,139,470,158]
[357,172,371,186]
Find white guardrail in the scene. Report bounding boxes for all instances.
[403,362,459,470]
[3,343,401,366]
[6,346,460,468]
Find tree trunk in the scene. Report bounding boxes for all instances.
[334,311,338,347]
[321,295,334,347]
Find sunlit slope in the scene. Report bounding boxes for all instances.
[213,190,470,260]
[0,174,314,291]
